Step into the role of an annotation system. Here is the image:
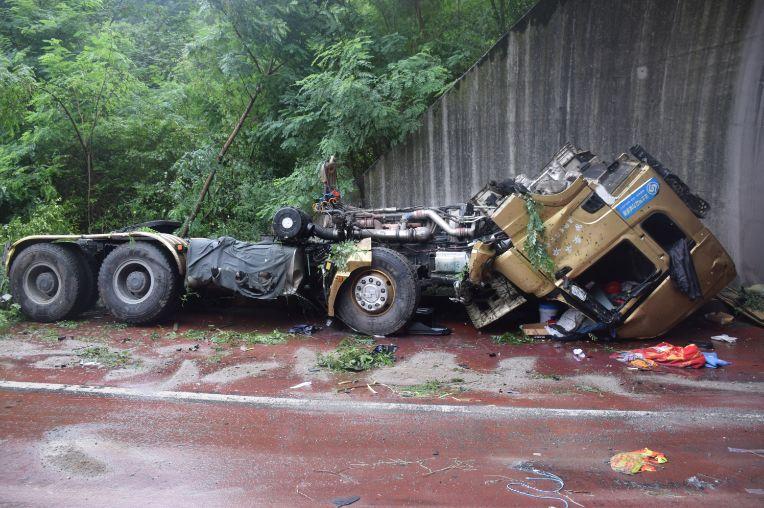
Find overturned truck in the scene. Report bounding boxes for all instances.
[4,144,736,339]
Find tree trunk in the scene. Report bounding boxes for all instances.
[413,0,426,35]
[489,0,506,35]
[179,90,259,237]
[86,150,93,233]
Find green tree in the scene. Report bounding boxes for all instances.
[0,0,535,241]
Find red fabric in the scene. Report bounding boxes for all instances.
[604,281,622,295]
[628,342,706,369]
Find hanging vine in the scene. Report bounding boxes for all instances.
[522,195,555,276]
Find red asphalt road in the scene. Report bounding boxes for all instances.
[1,302,763,506]
[0,389,762,507]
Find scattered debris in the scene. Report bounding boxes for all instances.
[520,323,553,339]
[556,309,587,335]
[710,334,738,344]
[394,380,468,399]
[538,301,559,323]
[492,330,534,345]
[521,307,602,341]
[626,358,657,370]
[183,329,208,340]
[705,312,734,325]
[701,351,731,368]
[331,496,360,507]
[336,381,386,395]
[76,346,133,368]
[290,381,312,389]
[287,324,322,335]
[406,321,451,335]
[486,464,579,508]
[372,344,398,354]
[718,285,764,326]
[612,343,706,369]
[686,474,720,490]
[610,448,668,474]
[727,447,764,458]
[211,329,291,346]
[572,348,586,361]
[318,337,395,371]
[55,320,79,329]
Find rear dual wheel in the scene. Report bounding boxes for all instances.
[10,243,95,322]
[97,242,180,324]
[336,247,419,336]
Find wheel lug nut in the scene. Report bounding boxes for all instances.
[381,289,386,293]
[375,281,381,286]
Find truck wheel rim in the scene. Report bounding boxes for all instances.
[23,263,61,305]
[353,269,394,315]
[113,259,154,304]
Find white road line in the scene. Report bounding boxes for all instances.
[1,379,762,423]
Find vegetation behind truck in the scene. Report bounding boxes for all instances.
[5,144,736,339]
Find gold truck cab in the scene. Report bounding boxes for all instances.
[485,144,735,339]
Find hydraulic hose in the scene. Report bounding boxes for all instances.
[309,223,345,241]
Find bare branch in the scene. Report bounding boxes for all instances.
[41,86,88,154]
[212,1,265,74]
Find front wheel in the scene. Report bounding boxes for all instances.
[98,242,180,324]
[336,247,419,336]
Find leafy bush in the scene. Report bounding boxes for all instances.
[77,346,133,368]
[210,329,291,345]
[317,336,395,371]
[492,330,534,345]
[397,379,467,398]
[522,196,555,276]
[327,241,361,271]
[0,200,75,245]
[0,200,76,293]
[0,303,22,332]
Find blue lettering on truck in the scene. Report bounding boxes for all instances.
[615,177,660,219]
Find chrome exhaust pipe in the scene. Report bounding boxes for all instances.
[403,209,478,237]
[354,226,432,242]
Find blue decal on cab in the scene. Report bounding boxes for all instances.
[615,177,660,219]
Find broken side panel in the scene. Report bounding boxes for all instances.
[186,237,305,299]
[461,273,526,329]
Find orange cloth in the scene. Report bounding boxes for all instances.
[628,342,706,369]
[610,448,668,474]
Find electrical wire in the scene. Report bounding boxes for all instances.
[504,466,571,508]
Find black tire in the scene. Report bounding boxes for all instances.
[98,242,180,324]
[336,247,419,336]
[62,244,98,318]
[9,243,83,322]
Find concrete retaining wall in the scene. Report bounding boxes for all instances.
[363,0,764,283]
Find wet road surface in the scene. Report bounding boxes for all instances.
[1,301,763,506]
